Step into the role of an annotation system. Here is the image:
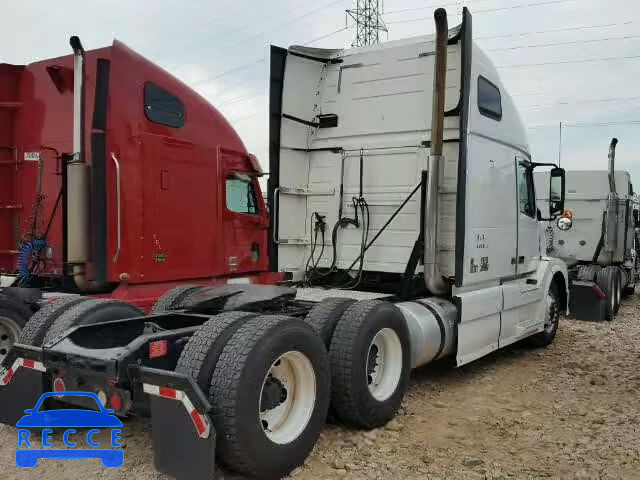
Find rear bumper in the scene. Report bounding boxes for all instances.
[569,280,609,321]
[0,346,216,480]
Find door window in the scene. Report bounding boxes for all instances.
[517,162,536,218]
[226,176,258,215]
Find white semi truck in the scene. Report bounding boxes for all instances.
[0,7,571,479]
[536,139,639,321]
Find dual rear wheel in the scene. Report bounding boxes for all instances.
[177,298,411,478]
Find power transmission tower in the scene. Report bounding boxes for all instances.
[346,0,388,47]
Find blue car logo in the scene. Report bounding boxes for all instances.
[15,391,124,468]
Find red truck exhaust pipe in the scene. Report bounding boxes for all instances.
[68,36,99,290]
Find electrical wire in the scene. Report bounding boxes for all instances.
[169,0,344,71]
[528,119,640,129]
[384,0,492,16]
[497,54,640,69]
[191,60,266,87]
[477,21,633,40]
[218,90,266,108]
[387,0,582,24]
[516,95,640,109]
[487,33,640,52]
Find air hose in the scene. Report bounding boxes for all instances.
[17,239,48,281]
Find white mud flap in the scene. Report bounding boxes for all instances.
[454,286,502,366]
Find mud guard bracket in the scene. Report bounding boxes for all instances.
[133,366,216,480]
[0,345,46,426]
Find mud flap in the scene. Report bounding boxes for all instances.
[149,396,216,480]
[0,346,46,426]
[569,280,609,321]
[133,366,216,480]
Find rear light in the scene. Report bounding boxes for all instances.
[593,285,607,300]
[110,392,123,412]
[22,359,35,369]
[53,377,66,394]
[149,340,169,359]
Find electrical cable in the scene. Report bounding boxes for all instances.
[170,0,344,71]
[498,53,640,69]
[387,0,581,24]
[487,33,640,52]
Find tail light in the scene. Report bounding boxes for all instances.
[110,392,123,412]
[149,340,169,359]
[52,377,66,395]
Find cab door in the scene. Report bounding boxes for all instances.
[516,158,540,275]
[220,150,268,276]
[498,158,544,348]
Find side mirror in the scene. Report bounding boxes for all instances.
[557,216,572,231]
[549,167,565,218]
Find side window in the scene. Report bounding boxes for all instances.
[517,162,537,218]
[144,83,184,128]
[226,176,258,215]
[477,76,502,121]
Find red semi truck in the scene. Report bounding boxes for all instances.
[0,37,279,362]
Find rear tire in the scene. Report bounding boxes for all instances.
[612,267,622,315]
[596,267,619,320]
[0,294,32,364]
[526,282,560,347]
[175,311,258,392]
[209,315,330,479]
[577,265,601,282]
[18,297,89,347]
[328,300,411,429]
[304,297,356,348]
[152,285,204,313]
[43,299,143,345]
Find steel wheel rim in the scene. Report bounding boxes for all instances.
[543,293,558,334]
[259,351,316,445]
[616,275,621,307]
[0,316,21,364]
[367,328,402,401]
[610,280,615,312]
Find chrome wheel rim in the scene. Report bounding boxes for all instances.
[259,351,316,445]
[0,316,21,364]
[367,328,403,401]
[543,293,559,334]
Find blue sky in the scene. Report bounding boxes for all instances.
[3,0,640,182]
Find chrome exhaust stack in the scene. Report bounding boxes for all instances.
[424,8,448,295]
[608,137,618,194]
[68,36,93,290]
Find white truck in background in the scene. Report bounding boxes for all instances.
[536,139,639,321]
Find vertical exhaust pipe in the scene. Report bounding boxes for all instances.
[603,137,620,257]
[608,137,618,194]
[68,36,93,290]
[424,8,448,295]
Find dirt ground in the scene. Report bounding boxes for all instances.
[0,297,638,480]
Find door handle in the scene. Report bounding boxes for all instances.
[272,187,280,244]
[110,152,122,263]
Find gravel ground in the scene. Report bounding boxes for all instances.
[0,296,638,480]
